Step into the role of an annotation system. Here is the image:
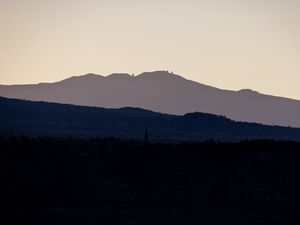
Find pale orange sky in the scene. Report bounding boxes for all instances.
[1,0,300,99]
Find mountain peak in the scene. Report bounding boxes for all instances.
[137,70,184,80]
[76,73,103,78]
[85,73,101,76]
[56,73,103,84]
[106,73,133,79]
[238,89,260,94]
[66,73,102,79]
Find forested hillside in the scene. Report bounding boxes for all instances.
[1,97,300,141]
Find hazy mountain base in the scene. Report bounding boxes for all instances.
[1,137,300,224]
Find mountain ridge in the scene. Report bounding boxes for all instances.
[1,96,300,141]
[1,71,300,127]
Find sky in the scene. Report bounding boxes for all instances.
[0,0,300,99]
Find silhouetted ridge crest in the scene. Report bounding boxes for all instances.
[106,73,132,79]
[180,112,232,126]
[183,112,229,120]
[1,71,300,127]
[137,71,184,80]
[238,89,259,94]
[119,107,159,115]
[59,73,103,83]
[1,97,300,141]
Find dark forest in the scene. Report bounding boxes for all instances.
[1,136,300,224]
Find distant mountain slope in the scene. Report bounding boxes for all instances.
[1,71,300,127]
[1,97,300,141]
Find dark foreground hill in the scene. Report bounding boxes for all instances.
[1,97,300,141]
[1,137,300,224]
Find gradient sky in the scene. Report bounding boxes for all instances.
[1,0,300,99]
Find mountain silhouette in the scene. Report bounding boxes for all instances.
[1,96,300,141]
[1,71,300,127]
